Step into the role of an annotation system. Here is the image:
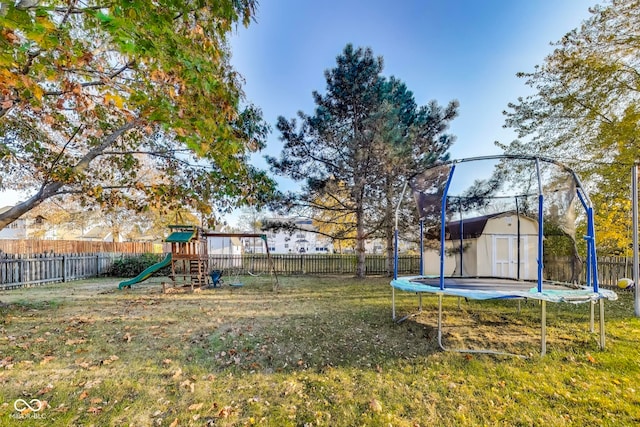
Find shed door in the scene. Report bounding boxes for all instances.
[492,235,527,279]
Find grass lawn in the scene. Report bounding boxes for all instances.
[0,275,639,426]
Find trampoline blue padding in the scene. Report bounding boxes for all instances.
[391,276,618,304]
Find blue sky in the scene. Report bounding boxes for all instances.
[230,0,595,197]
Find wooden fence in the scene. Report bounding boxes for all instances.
[544,255,631,288]
[0,252,634,291]
[0,253,121,290]
[209,254,421,276]
[213,254,634,287]
[0,239,162,254]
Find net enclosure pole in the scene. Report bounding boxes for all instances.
[535,159,544,293]
[633,164,640,317]
[394,181,409,281]
[440,165,456,290]
[419,219,424,276]
[576,190,593,289]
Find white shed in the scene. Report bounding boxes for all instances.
[423,211,539,281]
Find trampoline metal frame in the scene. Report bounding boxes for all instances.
[392,155,611,357]
[392,284,606,358]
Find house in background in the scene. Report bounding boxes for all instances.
[423,211,539,280]
[0,206,27,239]
[76,226,114,242]
[260,217,333,254]
[0,207,47,239]
[208,235,243,256]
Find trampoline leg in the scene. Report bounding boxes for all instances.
[599,299,605,350]
[541,300,547,357]
[590,301,595,333]
[457,297,461,309]
[437,293,445,351]
[392,287,396,321]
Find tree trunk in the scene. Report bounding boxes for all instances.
[386,230,394,277]
[385,177,395,277]
[355,207,366,278]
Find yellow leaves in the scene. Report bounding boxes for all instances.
[104,92,125,109]
[35,16,56,31]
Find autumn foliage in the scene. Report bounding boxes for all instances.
[0,0,275,228]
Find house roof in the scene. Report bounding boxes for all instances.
[78,226,112,241]
[447,211,534,240]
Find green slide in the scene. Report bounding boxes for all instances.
[118,253,172,289]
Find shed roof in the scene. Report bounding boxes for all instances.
[447,211,534,240]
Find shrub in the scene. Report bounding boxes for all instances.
[107,253,170,277]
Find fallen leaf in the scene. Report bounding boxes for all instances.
[169,418,179,427]
[90,398,103,405]
[180,379,195,393]
[87,406,102,415]
[219,406,232,418]
[123,333,133,343]
[369,398,382,413]
[586,353,597,364]
[37,384,53,395]
[188,403,203,411]
[40,356,55,365]
[78,391,89,400]
[172,367,182,379]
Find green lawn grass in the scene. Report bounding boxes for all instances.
[0,276,639,426]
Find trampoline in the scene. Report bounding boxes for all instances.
[391,155,618,357]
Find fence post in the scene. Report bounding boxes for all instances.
[19,254,24,284]
[62,255,66,282]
